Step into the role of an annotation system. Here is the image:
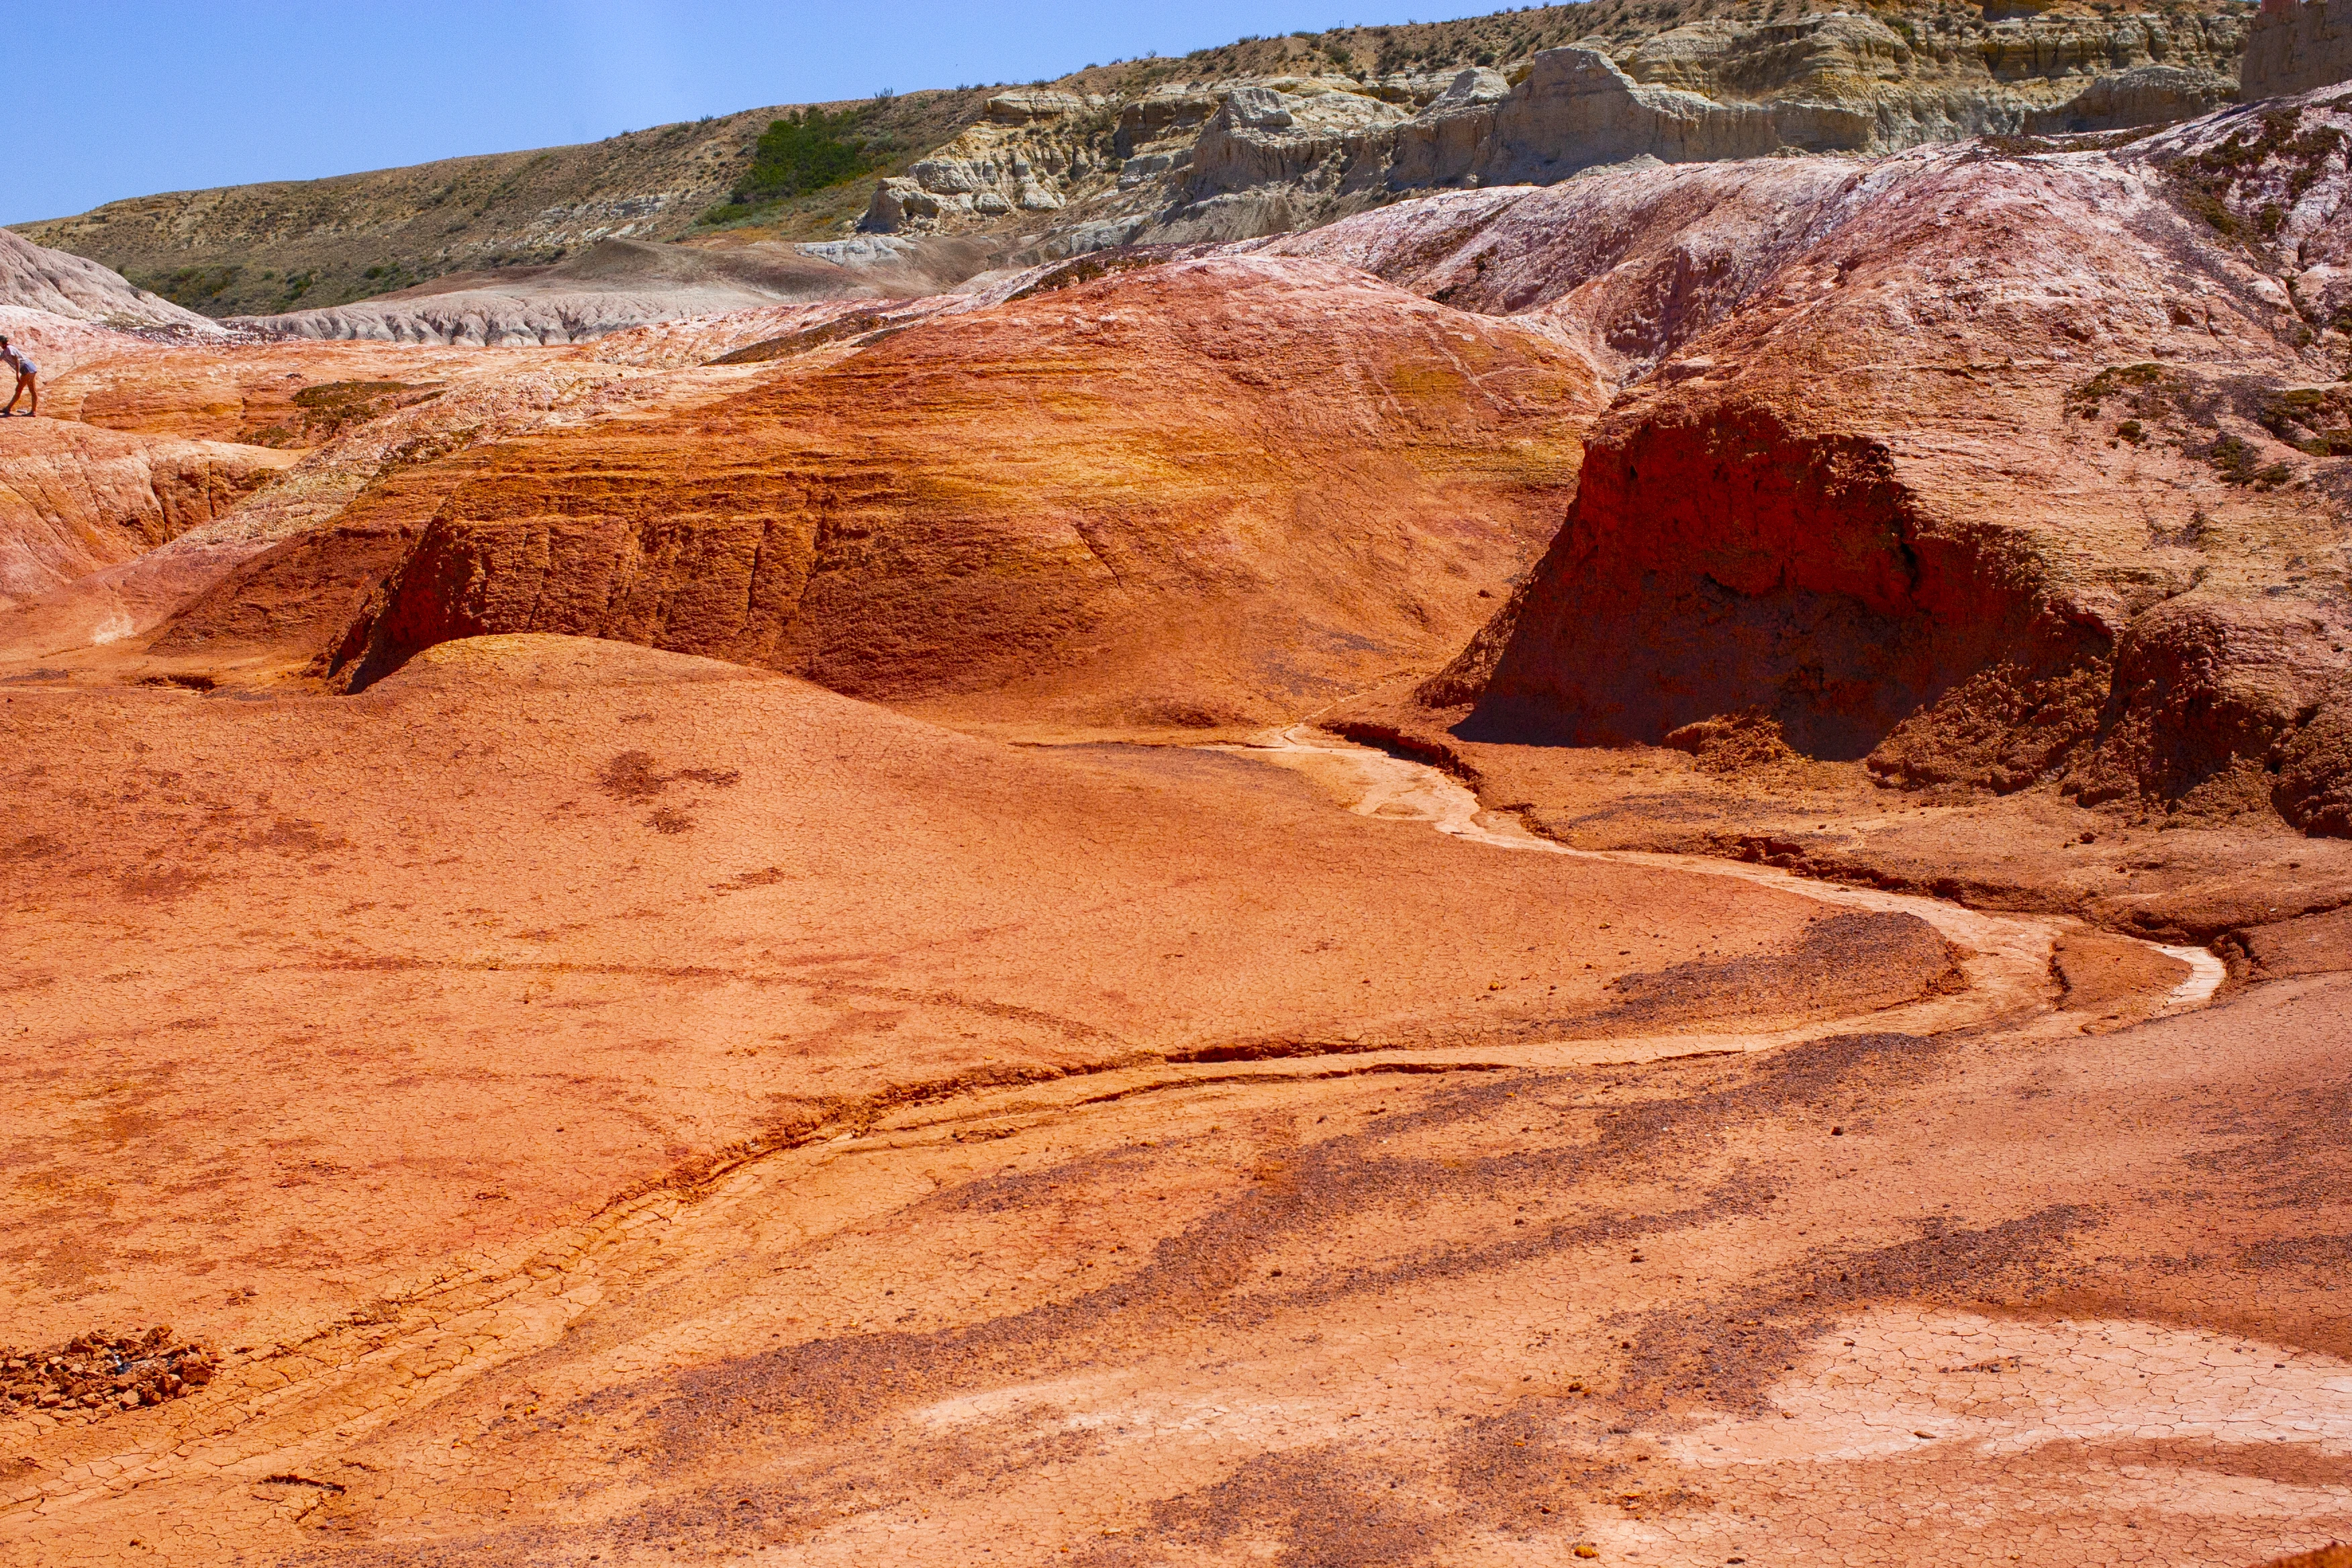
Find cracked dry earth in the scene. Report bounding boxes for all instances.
[0,635,2344,1566]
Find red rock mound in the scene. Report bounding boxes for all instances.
[315,255,1595,730]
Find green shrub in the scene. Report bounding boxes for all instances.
[734,107,875,206]
[2208,434,2293,487]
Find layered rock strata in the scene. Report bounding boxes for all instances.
[1310,93,2352,834]
[23,5,2262,346]
[0,422,295,607]
[867,11,2249,255]
[308,256,1594,730]
[2243,0,2352,98]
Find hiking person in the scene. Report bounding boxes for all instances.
[0,338,34,418]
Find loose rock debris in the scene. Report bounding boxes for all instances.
[0,1328,216,1420]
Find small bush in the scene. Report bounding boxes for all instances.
[734,107,875,205]
[2064,361,2169,417]
[2207,434,2293,487]
[2258,387,2352,454]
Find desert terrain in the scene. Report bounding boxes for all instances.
[5,5,2352,1565]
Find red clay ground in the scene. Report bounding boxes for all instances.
[4,103,2351,1567]
[1,637,2341,1567]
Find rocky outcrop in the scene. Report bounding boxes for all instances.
[1314,97,2352,834]
[1260,159,1879,381]
[2024,64,2237,134]
[2243,0,2352,99]
[865,91,1108,230]
[863,8,2251,254]
[2275,689,2352,832]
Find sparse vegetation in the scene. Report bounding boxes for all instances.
[146,265,242,310]
[2206,433,2293,488]
[691,89,989,234]
[2257,387,2352,454]
[252,380,440,446]
[2167,109,2349,244]
[2065,362,2170,418]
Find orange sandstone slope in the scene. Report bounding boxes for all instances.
[289,254,1594,734]
[0,334,761,666]
[1291,96,2352,836]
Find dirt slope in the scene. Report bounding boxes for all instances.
[5,64,2352,1565]
[11,92,993,320]
[0,228,217,333]
[0,633,1951,1360]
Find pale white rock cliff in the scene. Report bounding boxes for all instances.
[861,11,2253,256]
[2243,0,2352,97]
[0,228,222,333]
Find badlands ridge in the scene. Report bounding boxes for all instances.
[3,8,2352,1567]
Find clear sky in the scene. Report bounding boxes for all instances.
[7,1,1491,224]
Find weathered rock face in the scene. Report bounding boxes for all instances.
[0,422,295,607]
[864,8,2250,255]
[0,318,719,662]
[1335,97,2352,832]
[2243,0,2352,99]
[2024,63,2237,133]
[22,6,2260,348]
[315,256,1595,730]
[867,90,1109,230]
[1261,160,1879,381]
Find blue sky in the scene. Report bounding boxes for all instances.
[7,1,1489,223]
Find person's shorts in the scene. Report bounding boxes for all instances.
[13,362,32,377]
